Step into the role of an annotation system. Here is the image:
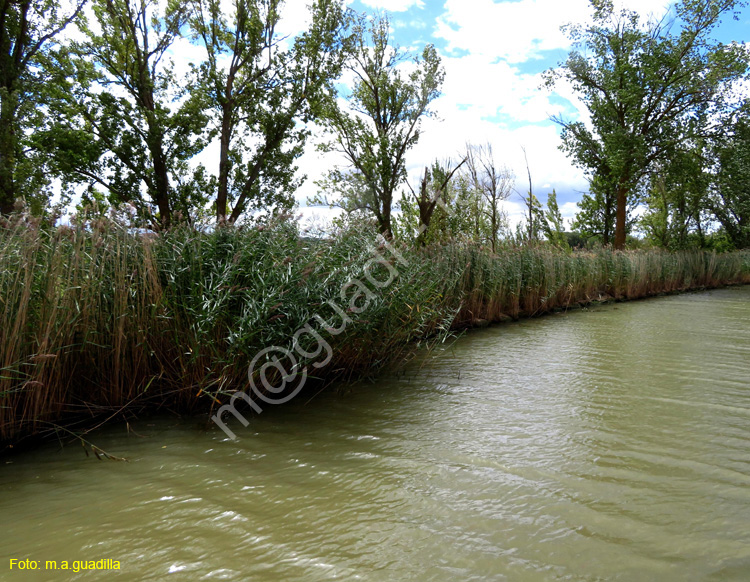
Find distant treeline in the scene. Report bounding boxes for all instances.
[2,0,749,251]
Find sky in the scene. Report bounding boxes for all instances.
[269,0,750,230]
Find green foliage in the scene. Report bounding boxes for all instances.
[394,167,482,245]
[547,0,750,249]
[564,231,589,249]
[0,0,85,214]
[703,229,737,252]
[639,143,711,249]
[541,190,569,249]
[317,13,444,237]
[571,174,617,245]
[709,106,750,248]
[28,0,349,228]
[394,148,515,252]
[516,192,544,244]
[188,0,351,223]
[42,0,210,228]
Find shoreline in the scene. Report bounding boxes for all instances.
[2,219,749,451]
[6,283,748,458]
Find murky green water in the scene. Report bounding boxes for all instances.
[2,287,750,581]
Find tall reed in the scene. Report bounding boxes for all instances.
[2,214,749,446]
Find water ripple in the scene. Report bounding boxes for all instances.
[1,287,749,580]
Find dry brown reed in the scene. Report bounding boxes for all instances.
[2,214,748,446]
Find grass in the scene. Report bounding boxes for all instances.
[2,212,749,446]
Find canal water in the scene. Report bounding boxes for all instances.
[2,286,749,581]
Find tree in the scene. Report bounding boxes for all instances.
[405,157,465,244]
[189,0,350,224]
[639,144,710,248]
[318,13,444,237]
[709,107,750,248]
[572,175,617,245]
[464,142,513,253]
[546,0,750,249]
[52,0,208,228]
[0,0,85,214]
[541,190,569,248]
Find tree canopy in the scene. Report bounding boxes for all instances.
[547,0,750,249]
[0,0,85,214]
[189,0,351,224]
[25,0,351,228]
[1,0,749,252]
[316,13,444,237]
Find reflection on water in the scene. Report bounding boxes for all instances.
[2,287,750,581]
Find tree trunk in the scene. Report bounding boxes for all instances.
[216,70,236,223]
[148,130,172,229]
[695,213,705,247]
[416,202,432,245]
[614,181,628,250]
[0,91,17,214]
[528,202,533,242]
[229,117,294,224]
[418,203,432,230]
[216,110,232,223]
[491,205,497,253]
[381,202,392,239]
[416,167,434,244]
[142,86,171,228]
[602,190,614,246]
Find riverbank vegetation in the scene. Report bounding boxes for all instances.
[1,0,748,250]
[2,212,749,447]
[3,0,750,447]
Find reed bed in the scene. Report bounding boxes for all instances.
[2,214,749,446]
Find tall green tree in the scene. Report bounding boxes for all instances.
[639,144,710,248]
[0,0,85,214]
[318,13,444,237]
[189,0,351,224]
[52,0,208,228]
[541,190,569,248]
[709,107,750,248]
[546,0,749,249]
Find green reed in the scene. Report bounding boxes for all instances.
[2,213,749,445]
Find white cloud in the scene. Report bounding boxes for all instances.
[277,0,316,38]
[437,54,559,122]
[435,0,593,63]
[360,0,425,12]
[434,0,672,63]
